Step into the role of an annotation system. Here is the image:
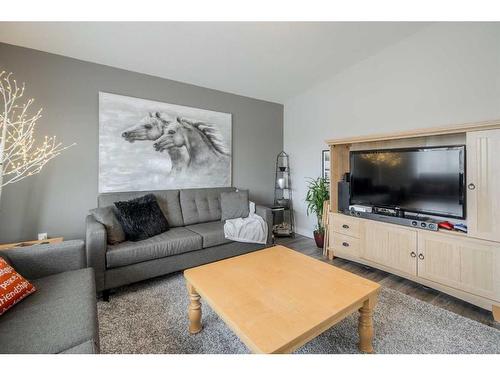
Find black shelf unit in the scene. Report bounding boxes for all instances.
[273,151,294,237]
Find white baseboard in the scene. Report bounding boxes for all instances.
[294,226,313,238]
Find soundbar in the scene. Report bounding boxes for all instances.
[345,209,438,231]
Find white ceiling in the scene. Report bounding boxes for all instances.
[0,22,431,103]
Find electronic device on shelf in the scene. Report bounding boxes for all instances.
[349,145,466,219]
[373,206,396,215]
[348,204,372,213]
[338,181,350,213]
[438,221,454,230]
[371,206,408,217]
[347,209,438,231]
[453,223,468,233]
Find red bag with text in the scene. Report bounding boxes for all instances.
[0,257,36,315]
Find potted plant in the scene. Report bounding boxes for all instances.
[305,177,330,248]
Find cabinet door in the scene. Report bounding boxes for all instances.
[362,222,417,276]
[467,130,500,242]
[418,232,500,301]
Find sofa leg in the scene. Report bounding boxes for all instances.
[102,290,110,302]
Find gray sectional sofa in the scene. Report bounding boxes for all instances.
[0,240,99,354]
[86,187,273,296]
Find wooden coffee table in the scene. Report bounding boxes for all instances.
[184,245,380,353]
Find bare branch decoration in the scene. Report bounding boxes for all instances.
[0,71,75,201]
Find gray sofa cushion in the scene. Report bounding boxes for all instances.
[220,190,250,221]
[0,268,98,354]
[104,241,267,290]
[90,206,126,244]
[106,227,202,268]
[0,240,86,280]
[180,187,235,225]
[185,221,232,248]
[98,189,184,228]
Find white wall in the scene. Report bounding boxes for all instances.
[284,23,500,237]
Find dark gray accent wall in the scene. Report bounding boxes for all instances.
[0,43,283,242]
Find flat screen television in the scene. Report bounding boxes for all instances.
[349,146,466,219]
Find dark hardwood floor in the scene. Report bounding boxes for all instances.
[276,234,499,330]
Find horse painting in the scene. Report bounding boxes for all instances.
[121,112,189,173]
[99,92,231,193]
[153,116,230,170]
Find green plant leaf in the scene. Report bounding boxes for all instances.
[304,176,330,231]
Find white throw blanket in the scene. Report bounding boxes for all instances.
[224,201,268,244]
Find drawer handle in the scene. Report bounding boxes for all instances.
[418,253,425,260]
[342,242,350,247]
[410,251,416,258]
[342,224,350,229]
[468,183,476,190]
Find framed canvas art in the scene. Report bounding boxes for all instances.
[322,149,330,182]
[99,92,232,193]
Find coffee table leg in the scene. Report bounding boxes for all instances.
[187,282,202,334]
[358,295,377,353]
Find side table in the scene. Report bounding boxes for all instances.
[0,237,64,251]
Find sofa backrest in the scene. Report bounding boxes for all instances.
[98,189,184,228]
[180,187,236,225]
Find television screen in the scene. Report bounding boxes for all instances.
[350,146,465,218]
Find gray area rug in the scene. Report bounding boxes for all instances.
[97,272,500,354]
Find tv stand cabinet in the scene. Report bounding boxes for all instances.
[326,120,500,320]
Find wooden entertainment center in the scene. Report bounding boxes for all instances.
[326,119,500,321]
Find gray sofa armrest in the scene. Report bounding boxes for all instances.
[0,240,85,280]
[255,204,273,245]
[86,214,107,292]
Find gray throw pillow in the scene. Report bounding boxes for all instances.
[220,190,249,221]
[90,206,126,245]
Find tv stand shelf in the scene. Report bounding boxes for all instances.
[325,119,500,321]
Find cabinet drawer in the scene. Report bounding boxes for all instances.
[331,213,362,238]
[331,234,361,258]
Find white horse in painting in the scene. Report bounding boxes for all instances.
[121,112,189,173]
[153,116,230,170]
